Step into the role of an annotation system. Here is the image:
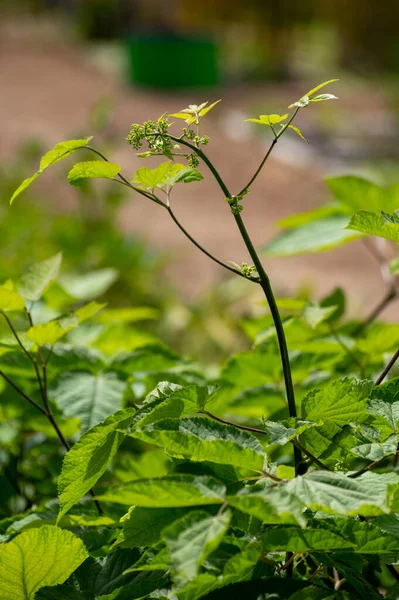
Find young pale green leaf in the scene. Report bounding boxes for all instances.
[245,114,288,127]
[303,79,339,98]
[130,416,267,471]
[18,253,62,302]
[51,371,126,432]
[67,161,121,187]
[263,216,363,256]
[288,79,338,109]
[198,99,221,117]
[10,138,93,204]
[27,301,105,347]
[97,474,226,507]
[0,525,88,599]
[133,162,172,189]
[347,210,399,242]
[302,303,337,329]
[287,471,391,516]
[0,285,25,312]
[57,407,135,521]
[260,527,353,552]
[287,125,308,142]
[26,314,79,346]
[162,510,231,586]
[114,506,188,549]
[351,434,398,462]
[309,93,338,102]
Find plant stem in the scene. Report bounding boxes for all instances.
[359,286,397,333]
[0,369,46,415]
[168,136,299,471]
[375,348,399,385]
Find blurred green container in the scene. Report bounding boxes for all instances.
[126,35,219,89]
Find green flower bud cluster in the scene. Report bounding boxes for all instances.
[126,118,173,156]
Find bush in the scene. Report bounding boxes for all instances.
[3,79,399,598]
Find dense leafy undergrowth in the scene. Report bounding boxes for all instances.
[3,81,399,599]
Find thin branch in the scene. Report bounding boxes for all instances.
[375,348,399,385]
[238,106,300,196]
[166,205,256,282]
[329,326,364,374]
[355,286,397,335]
[293,437,332,471]
[0,369,47,415]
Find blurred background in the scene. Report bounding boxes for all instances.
[1,0,399,360]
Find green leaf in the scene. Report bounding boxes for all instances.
[10,138,93,204]
[303,79,339,98]
[347,210,399,242]
[0,285,25,312]
[27,301,105,346]
[309,93,338,102]
[0,525,88,599]
[287,125,308,142]
[133,162,172,189]
[131,384,216,430]
[59,268,119,301]
[26,314,79,346]
[287,471,391,516]
[67,161,120,187]
[263,216,363,256]
[351,434,398,461]
[277,204,345,229]
[130,416,266,471]
[302,303,337,329]
[162,510,231,586]
[260,527,353,552]
[262,418,318,446]
[78,548,143,597]
[18,253,62,302]
[326,176,388,213]
[228,484,305,526]
[302,377,372,425]
[199,99,221,117]
[95,306,160,324]
[367,378,399,434]
[169,167,204,185]
[245,114,288,126]
[324,517,399,554]
[51,371,126,432]
[97,474,226,506]
[221,347,281,388]
[114,507,188,549]
[57,407,135,521]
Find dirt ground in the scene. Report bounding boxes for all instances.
[1,20,398,319]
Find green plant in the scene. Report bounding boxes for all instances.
[4,79,399,598]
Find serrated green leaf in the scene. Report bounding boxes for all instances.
[57,407,135,521]
[97,474,226,506]
[51,371,126,432]
[67,161,120,187]
[162,510,231,586]
[169,167,204,185]
[261,526,353,552]
[302,377,372,425]
[287,470,391,516]
[130,417,266,471]
[10,138,93,204]
[18,253,62,302]
[347,209,399,242]
[352,434,398,461]
[131,384,216,430]
[114,507,188,549]
[133,162,172,189]
[0,525,88,599]
[262,418,318,446]
[227,484,305,526]
[263,216,363,256]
